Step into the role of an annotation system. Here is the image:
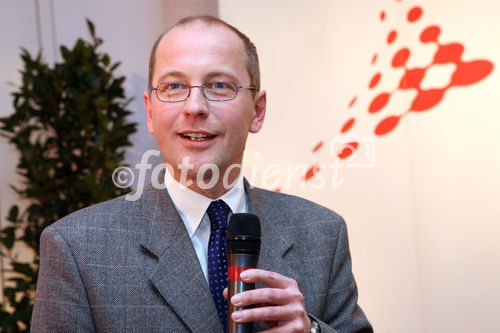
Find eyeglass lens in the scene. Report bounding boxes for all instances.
[156,82,238,102]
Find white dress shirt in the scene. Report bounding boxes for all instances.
[164,170,248,282]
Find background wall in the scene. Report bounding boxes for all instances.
[219,1,500,332]
[1,1,499,332]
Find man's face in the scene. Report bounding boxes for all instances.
[144,22,266,195]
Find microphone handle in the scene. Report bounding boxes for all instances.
[227,253,259,333]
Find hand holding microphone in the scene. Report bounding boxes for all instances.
[224,214,311,333]
[226,213,261,333]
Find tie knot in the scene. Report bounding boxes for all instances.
[207,200,230,231]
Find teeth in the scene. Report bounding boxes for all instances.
[182,133,214,141]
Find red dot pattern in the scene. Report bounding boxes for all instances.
[341,118,355,133]
[338,142,359,159]
[387,30,397,44]
[348,96,357,108]
[375,115,400,136]
[372,12,493,135]
[392,48,411,68]
[304,165,321,181]
[369,73,382,89]
[369,93,390,114]
[399,67,426,89]
[420,25,440,43]
[300,2,494,185]
[312,141,324,153]
[408,6,423,22]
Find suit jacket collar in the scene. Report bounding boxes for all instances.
[244,179,294,267]
[138,178,294,332]
[139,182,222,332]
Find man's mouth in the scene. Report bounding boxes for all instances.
[180,133,217,141]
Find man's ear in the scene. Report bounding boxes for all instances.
[144,90,155,134]
[249,89,266,133]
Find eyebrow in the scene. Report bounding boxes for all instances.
[205,71,239,83]
[156,71,185,84]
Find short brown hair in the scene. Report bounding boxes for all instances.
[147,15,260,93]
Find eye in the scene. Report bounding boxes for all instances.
[204,81,238,100]
[215,82,226,89]
[207,81,232,90]
[158,82,186,92]
[167,82,184,90]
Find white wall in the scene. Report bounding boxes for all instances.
[219,0,500,332]
[0,1,41,293]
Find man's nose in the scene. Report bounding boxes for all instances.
[183,86,209,117]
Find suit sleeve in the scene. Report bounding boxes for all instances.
[312,217,373,333]
[31,226,96,332]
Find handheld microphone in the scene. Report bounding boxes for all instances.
[226,213,261,333]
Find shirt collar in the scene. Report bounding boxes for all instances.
[164,169,246,237]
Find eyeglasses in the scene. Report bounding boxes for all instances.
[151,81,255,102]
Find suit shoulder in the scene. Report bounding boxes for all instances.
[249,186,345,226]
[46,193,142,236]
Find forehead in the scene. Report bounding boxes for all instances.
[154,22,247,82]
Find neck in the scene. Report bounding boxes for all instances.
[170,167,242,199]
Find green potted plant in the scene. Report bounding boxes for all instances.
[0,19,137,331]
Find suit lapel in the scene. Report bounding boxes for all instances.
[136,179,292,332]
[139,184,222,332]
[244,180,294,273]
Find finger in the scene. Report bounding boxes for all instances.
[240,269,294,289]
[223,287,228,300]
[231,304,301,324]
[231,288,289,307]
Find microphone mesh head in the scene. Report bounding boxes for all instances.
[228,213,261,238]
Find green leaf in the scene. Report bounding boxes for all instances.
[1,18,137,324]
[109,61,121,72]
[11,262,34,277]
[7,205,19,223]
[102,53,110,66]
[8,277,31,291]
[0,227,16,249]
[86,18,95,38]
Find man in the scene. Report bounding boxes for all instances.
[31,15,372,332]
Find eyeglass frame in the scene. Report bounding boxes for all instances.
[150,81,256,102]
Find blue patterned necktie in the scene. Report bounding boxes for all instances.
[207,200,230,332]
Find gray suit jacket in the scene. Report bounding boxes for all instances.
[31,180,372,332]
